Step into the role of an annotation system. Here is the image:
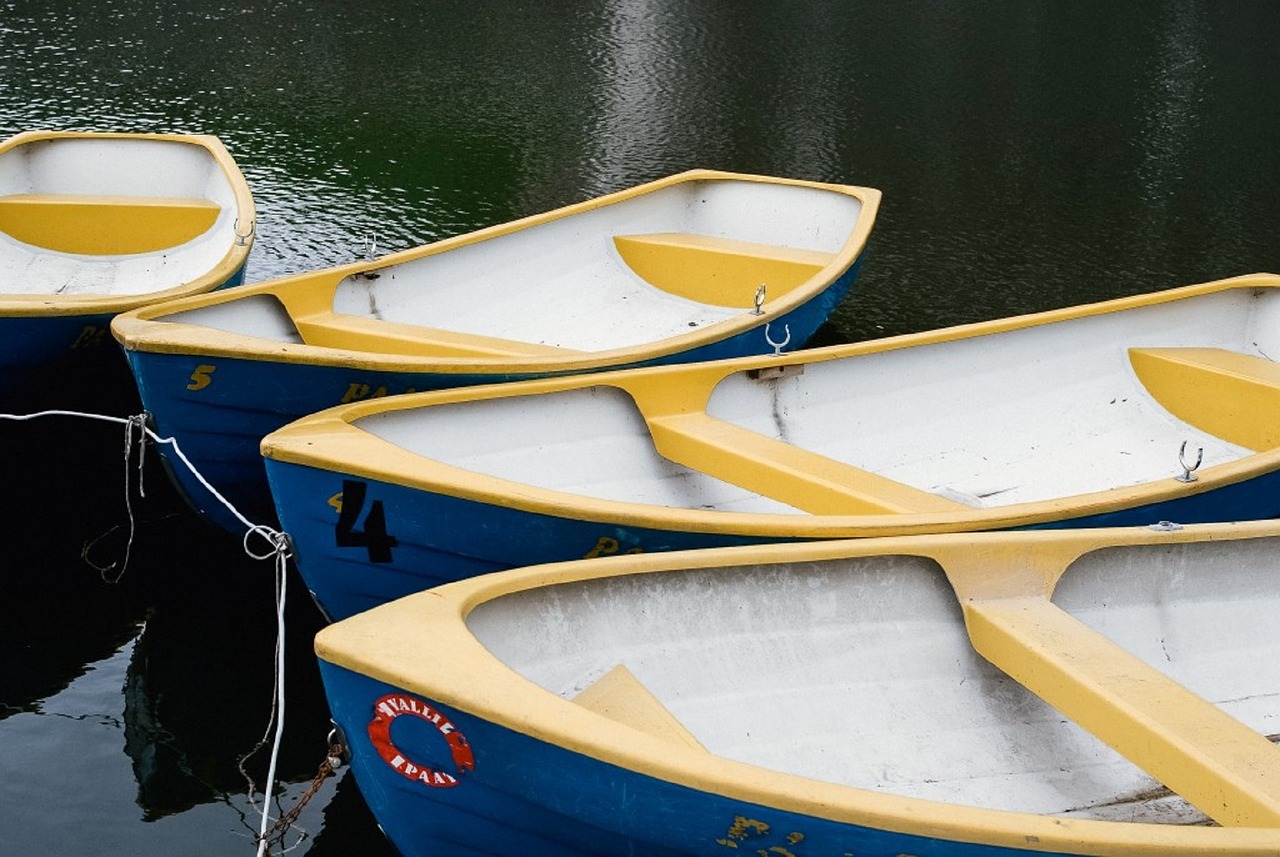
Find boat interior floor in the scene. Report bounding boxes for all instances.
[472,539,1280,826]
[0,193,232,296]
[330,252,749,353]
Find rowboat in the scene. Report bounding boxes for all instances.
[315,519,1280,855]
[111,170,880,532]
[0,130,254,396]
[264,272,1280,621]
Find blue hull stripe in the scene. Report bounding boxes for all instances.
[271,457,1280,621]
[320,663,1089,856]
[1,264,247,386]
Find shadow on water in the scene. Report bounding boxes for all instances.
[305,772,400,857]
[117,542,329,821]
[0,384,392,849]
[3,344,144,418]
[0,400,149,714]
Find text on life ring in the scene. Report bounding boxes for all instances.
[367,693,475,788]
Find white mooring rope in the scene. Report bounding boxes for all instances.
[247,524,293,857]
[0,408,296,854]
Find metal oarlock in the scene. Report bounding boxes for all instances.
[1175,440,1203,483]
[234,217,256,246]
[356,233,383,280]
[764,322,791,355]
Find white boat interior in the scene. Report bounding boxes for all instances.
[359,284,1280,512]
[0,136,244,296]
[159,177,868,354]
[465,535,1280,823]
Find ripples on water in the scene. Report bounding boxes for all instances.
[2,1,1280,853]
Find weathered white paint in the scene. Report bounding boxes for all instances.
[365,386,801,512]
[707,287,1262,505]
[164,294,304,342]
[119,170,877,385]
[0,137,243,296]
[326,181,861,351]
[465,537,1280,821]
[360,287,1270,510]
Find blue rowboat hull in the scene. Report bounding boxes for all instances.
[1,311,121,377]
[1,131,256,401]
[128,264,858,535]
[318,664,1089,856]
[0,311,127,404]
[1,266,247,408]
[268,454,1280,622]
[315,521,1280,854]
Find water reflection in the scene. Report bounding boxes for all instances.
[0,414,339,842]
[122,622,215,820]
[0,417,147,715]
[126,623,327,810]
[0,621,350,852]
[304,771,400,857]
[111,523,332,822]
[1135,2,1206,207]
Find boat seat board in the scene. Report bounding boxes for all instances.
[291,312,585,358]
[645,411,968,514]
[572,664,705,751]
[1129,347,1280,451]
[964,595,1280,828]
[613,233,836,308]
[0,193,221,255]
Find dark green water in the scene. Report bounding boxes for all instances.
[1,2,1278,853]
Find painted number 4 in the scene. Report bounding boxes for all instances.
[336,479,399,562]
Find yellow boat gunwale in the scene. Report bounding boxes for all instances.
[0,129,256,316]
[261,272,1280,539]
[110,169,882,373]
[316,519,1280,854]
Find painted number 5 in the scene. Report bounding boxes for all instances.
[187,364,216,391]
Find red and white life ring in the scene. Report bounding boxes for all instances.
[367,693,475,788]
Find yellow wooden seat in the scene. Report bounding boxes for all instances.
[0,193,221,255]
[645,411,967,514]
[965,596,1280,827]
[292,312,584,358]
[1129,347,1280,451]
[613,232,837,308]
[573,664,705,750]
